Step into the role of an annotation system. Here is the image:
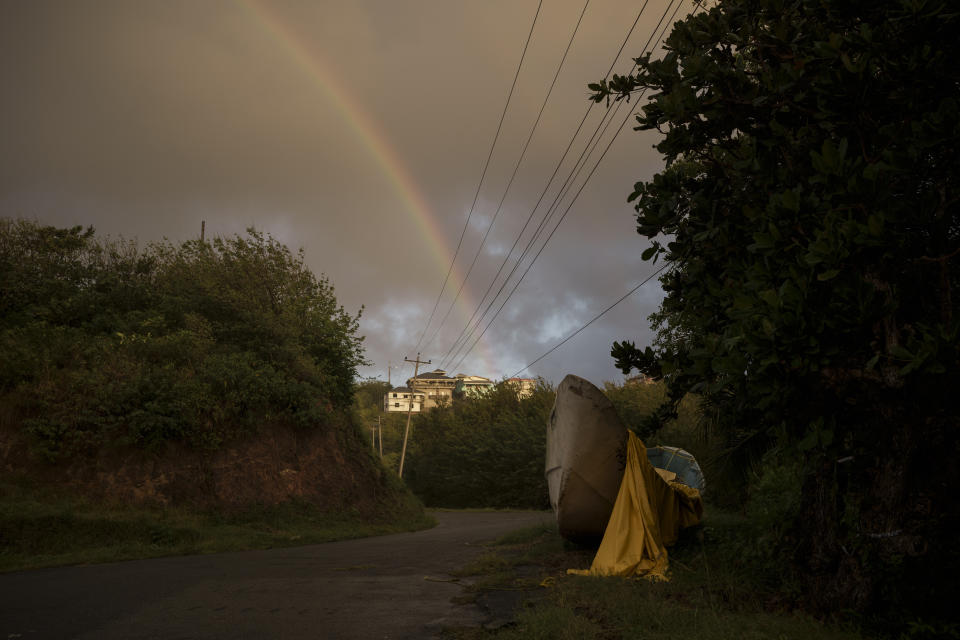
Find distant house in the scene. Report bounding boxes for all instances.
[625,374,657,386]
[405,369,455,410]
[383,387,425,413]
[505,377,536,399]
[405,369,495,409]
[453,373,495,399]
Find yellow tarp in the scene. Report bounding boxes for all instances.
[568,431,704,581]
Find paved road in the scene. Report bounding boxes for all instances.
[1,510,553,640]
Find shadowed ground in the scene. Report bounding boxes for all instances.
[0,510,553,639]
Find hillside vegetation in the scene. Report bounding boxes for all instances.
[0,219,427,549]
[404,381,555,509]
[0,219,365,458]
[354,377,705,512]
[352,380,554,509]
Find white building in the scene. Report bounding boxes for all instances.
[383,387,425,413]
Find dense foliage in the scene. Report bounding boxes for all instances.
[0,219,366,458]
[594,0,958,624]
[353,378,707,510]
[402,381,555,509]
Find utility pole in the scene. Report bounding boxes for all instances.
[200,220,205,242]
[398,353,430,478]
[387,360,401,387]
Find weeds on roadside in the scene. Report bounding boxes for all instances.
[0,481,434,572]
[444,511,862,640]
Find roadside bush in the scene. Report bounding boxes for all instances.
[735,449,805,590]
[0,219,365,459]
[603,379,668,439]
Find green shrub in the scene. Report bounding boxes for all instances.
[0,219,366,459]
[603,379,668,439]
[403,381,554,509]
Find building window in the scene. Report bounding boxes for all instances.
[394,402,400,408]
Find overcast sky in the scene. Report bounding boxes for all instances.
[1,0,691,388]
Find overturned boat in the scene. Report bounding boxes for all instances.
[546,374,705,579]
[545,374,628,542]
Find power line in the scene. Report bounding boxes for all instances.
[450,99,639,373]
[437,1,657,369]
[449,0,688,372]
[441,0,680,371]
[526,84,632,250]
[509,0,687,270]
[447,102,646,371]
[448,0,687,373]
[412,0,544,355]
[421,0,592,356]
[439,80,624,371]
[508,262,668,379]
[438,92,627,369]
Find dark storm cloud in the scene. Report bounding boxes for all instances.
[1,0,686,387]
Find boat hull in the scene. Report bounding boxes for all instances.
[545,375,628,542]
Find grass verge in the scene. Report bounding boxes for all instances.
[0,480,435,573]
[443,510,863,640]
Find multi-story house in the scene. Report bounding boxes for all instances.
[453,373,495,400]
[400,369,495,410]
[383,387,425,413]
[405,369,456,410]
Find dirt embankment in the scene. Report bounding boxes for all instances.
[0,420,406,515]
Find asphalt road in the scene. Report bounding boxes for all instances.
[1,510,554,640]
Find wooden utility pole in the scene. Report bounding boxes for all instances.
[398,353,430,478]
[200,220,205,242]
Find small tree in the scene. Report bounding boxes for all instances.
[595,0,958,621]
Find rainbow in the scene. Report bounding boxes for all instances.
[239,0,498,376]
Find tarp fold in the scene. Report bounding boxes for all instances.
[569,431,704,580]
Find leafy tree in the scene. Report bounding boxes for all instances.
[352,378,392,451]
[403,380,554,509]
[0,220,366,457]
[159,231,367,407]
[602,379,671,440]
[595,0,959,622]
[353,379,391,408]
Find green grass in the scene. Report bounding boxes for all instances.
[443,509,863,640]
[0,481,435,572]
[492,522,557,546]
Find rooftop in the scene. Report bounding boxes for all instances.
[389,386,422,394]
[412,368,452,380]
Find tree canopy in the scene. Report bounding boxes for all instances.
[403,380,555,509]
[0,220,366,457]
[595,0,958,622]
